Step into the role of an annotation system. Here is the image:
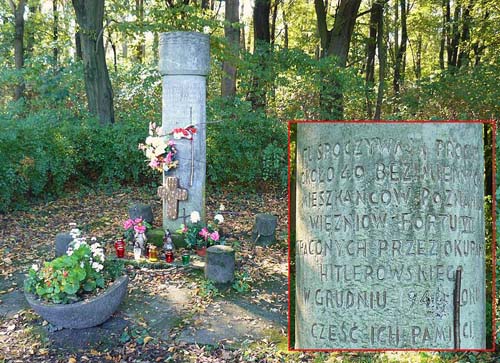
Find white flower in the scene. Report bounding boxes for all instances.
[214,214,224,224]
[145,148,154,159]
[90,237,97,242]
[151,136,164,148]
[80,262,85,268]
[190,211,201,223]
[69,228,81,238]
[145,136,154,145]
[69,222,77,226]
[154,144,167,157]
[31,264,39,272]
[92,262,103,272]
[219,204,225,211]
[67,247,74,256]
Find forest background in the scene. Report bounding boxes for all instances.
[0,0,498,355]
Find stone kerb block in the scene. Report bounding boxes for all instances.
[55,232,73,257]
[252,213,278,246]
[205,245,235,284]
[128,203,154,225]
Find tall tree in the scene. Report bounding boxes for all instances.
[365,0,386,119]
[374,0,386,120]
[315,0,362,118]
[393,0,408,96]
[448,2,461,68]
[135,0,145,62]
[222,0,240,97]
[53,0,59,68]
[249,0,271,109]
[72,0,115,124]
[8,0,25,101]
[365,1,379,118]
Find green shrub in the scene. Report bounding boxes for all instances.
[206,97,288,189]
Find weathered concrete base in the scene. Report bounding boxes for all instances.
[252,213,277,246]
[55,232,73,257]
[128,203,154,224]
[205,245,235,284]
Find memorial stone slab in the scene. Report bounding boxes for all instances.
[159,32,209,230]
[294,122,485,349]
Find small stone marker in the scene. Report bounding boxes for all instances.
[157,176,188,220]
[205,245,235,284]
[159,31,210,230]
[55,232,73,257]
[128,203,154,224]
[252,213,278,245]
[294,122,485,349]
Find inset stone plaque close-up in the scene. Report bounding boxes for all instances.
[294,122,486,349]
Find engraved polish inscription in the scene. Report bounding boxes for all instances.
[295,124,485,349]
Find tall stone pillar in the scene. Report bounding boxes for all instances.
[159,32,210,230]
[294,122,486,349]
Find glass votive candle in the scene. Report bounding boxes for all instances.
[148,245,159,262]
[182,253,190,266]
[114,239,125,258]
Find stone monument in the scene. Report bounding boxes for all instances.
[158,32,210,230]
[294,122,485,349]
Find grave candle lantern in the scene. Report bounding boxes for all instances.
[114,239,125,258]
[149,245,159,262]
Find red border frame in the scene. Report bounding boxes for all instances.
[287,119,497,353]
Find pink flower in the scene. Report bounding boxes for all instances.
[149,159,159,168]
[123,219,134,230]
[134,225,146,233]
[183,226,188,233]
[168,139,175,146]
[199,227,210,240]
[166,152,173,163]
[134,218,143,224]
[210,231,219,242]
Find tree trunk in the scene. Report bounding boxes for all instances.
[72,0,115,124]
[270,0,279,46]
[26,1,37,59]
[222,0,240,97]
[283,8,288,49]
[53,0,59,68]
[439,0,446,70]
[374,0,386,120]
[75,31,83,61]
[365,1,379,118]
[415,34,422,80]
[249,0,271,109]
[201,0,210,10]
[315,0,362,118]
[254,0,271,45]
[457,1,472,68]
[9,0,25,101]
[449,2,461,68]
[393,0,407,96]
[135,0,145,63]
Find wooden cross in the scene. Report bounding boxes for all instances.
[157,176,188,220]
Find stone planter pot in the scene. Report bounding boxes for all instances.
[196,245,207,257]
[25,275,129,329]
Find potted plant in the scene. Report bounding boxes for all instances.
[24,230,128,329]
[178,210,225,256]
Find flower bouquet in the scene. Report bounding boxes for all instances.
[177,210,225,255]
[138,122,178,173]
